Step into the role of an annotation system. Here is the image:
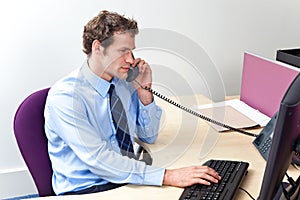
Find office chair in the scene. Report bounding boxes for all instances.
[13,88,55,197]
[13,87,153,197]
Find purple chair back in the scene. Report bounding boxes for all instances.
[13,88,55,196]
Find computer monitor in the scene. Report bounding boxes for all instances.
[258,73,300,200]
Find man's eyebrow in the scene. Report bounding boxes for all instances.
[119,47,136,51]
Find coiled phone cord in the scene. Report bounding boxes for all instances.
[134,80,257,138]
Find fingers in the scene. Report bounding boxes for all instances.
[191,166,221,185]
[132,58,149,73]
[132,58,143,68]
[193,173,219,186]
[139,62,149,74]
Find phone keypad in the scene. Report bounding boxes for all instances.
[259,138,272,153]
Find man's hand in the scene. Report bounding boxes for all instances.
[163,166,221,187]
[132,58,154,106]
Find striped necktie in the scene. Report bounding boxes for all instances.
[109,84,135,158]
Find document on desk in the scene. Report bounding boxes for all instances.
[196,99,271,132]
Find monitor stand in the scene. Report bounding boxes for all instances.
[274,176,300,200]
[275,138,300,199]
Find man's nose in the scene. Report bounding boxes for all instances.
[125,51,134,64]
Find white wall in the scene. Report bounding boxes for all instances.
[1,0,299,198]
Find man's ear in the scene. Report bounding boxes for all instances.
[92,40,103,54]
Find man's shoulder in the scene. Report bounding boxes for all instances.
[48,68,82,97]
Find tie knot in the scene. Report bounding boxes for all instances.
[108,84,115,96]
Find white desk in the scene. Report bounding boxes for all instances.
[34,95,299,200]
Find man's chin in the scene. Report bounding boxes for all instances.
[118,73,128,81]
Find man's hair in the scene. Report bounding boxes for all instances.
[82,10,138,55]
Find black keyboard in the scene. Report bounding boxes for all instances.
[179,159,249,200]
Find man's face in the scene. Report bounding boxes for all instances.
[100,32,135,81]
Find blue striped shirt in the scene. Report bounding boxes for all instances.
[44,61,164,195]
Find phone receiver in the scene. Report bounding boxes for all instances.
[126,53,139,82]
[126,64,139,82]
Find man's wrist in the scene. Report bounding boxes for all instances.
[137,84,154,105]
[162,169,173,186]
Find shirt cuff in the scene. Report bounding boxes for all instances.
[138,99,162,126]
[142,165,165,186]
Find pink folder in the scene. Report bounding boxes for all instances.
[240,52,300,117]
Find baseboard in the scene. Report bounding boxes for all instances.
[0,168,38,199]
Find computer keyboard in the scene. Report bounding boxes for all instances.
[179,159,249,200]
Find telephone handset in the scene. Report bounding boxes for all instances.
[126,54,257,137]
[126,63,139,82]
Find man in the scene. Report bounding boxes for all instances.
[44,10,221,195]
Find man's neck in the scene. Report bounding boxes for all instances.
[87,56,112,82]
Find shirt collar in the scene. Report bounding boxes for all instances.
[81,60,119,97]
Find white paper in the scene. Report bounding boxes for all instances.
[196,99,270,127]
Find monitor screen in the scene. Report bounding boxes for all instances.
[258,73,300,200]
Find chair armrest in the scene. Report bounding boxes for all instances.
[134,137,153,165]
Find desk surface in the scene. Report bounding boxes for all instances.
[35,95,299,200]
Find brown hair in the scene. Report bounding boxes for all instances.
[82,10,138,55]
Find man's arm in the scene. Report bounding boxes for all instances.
[132,58,162,143]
